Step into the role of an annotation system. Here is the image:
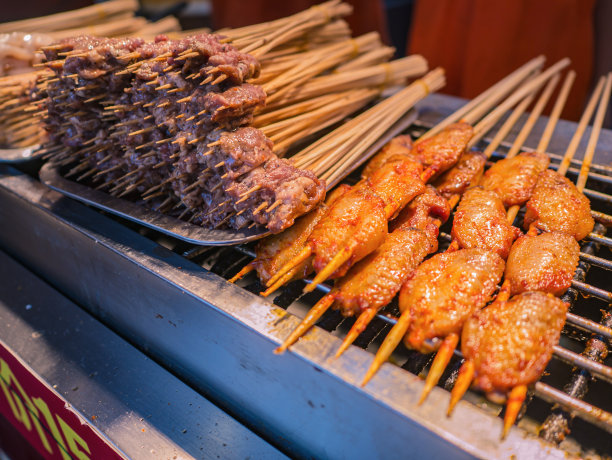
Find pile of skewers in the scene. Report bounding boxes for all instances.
[0,0,181,147]
[24,1,441,234]
[230,56,612,438]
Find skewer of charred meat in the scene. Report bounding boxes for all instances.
[40,33,327,232]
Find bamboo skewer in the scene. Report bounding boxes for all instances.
[0,0,139,34]
[360,64,571,388]
[576,73,612,191]
[445,75,611,437]
[469,58,570,147]
[419,56,545,141]
[503,70,575,223]
[418,72,575,409]
[291,68,445,187]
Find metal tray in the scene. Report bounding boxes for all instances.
[38,109,418,246]
[39,162,269,246]
[0,144,43,164]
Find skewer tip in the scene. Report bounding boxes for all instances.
[335,309,378,359]
[274,294,335,354]
[418,333,459,405]
[303,246,352,293]
[502,385,527,439]
[447,360,475,416]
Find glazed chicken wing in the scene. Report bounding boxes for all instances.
[399,248,505,353]
[308,187,387,279]
[392,184,451,232]
[334,186,450,317]
[505,232,580,296]
[333,228,435,317]
[461,291,567,394]
[451,186,520,259]
[362,135,413,178]
[361,155,426,218]
[433,150,487,200]
[524,169,594,240]
[238,184,351,286]
[411,122,474,177]
[480,151,550,207]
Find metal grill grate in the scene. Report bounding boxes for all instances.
[123,121,612,456]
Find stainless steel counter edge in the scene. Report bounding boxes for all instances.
[0,167,572,460]
[0,243,288,459]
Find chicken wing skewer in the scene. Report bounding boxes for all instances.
[480,71,574,224]
[267,123,472,296]
[228,184,350,286]
[415,72,576,407]
[447,74,611,438]
[275,187,450,354]
[449,292,568,438]
[273,63,564,356]
[524,73,611,239]
[361,71,570,389]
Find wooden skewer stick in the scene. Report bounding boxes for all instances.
[468,58,570,149]
[419,56,545,141]
[505,70,575,224]
[447,360,475,415]
[418,333,460,404]
[505,73,561,160]
[274,294,335,354]
[576,72,612,191]
[557,76,606,177]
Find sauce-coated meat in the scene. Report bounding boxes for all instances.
[480,151,550,207]
[505,232,580,296]
[333,228,435,316]
[392,185,450,234]
[433,150,486,200]
[461,292,567,393]
[451,187,520,259]
[524,170,594,240]
[411,122,473,177]
[362,135,413,178]
[308,187,387,279]
[361,156,425,217]
[399,248,505,353]
[253,207,325,284]
[331,186,449,316]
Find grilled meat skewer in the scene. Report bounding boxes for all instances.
[229,185,351,286]
[450,186,521,258]
[275,186,449,355]
[432,150,487,200]
[524,169,595,240]
[479,151,550,208]
[361,248,504,387]
[504,231,580,296]
[449,292,568,438]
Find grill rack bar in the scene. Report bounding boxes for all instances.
[539,224,612,442]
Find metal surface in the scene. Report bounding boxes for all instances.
[0,167,570,460]
[0,249,287,459]
[39,161,269,246]
[0,144,42,163]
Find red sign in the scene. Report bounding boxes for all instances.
[0,339,125,459]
